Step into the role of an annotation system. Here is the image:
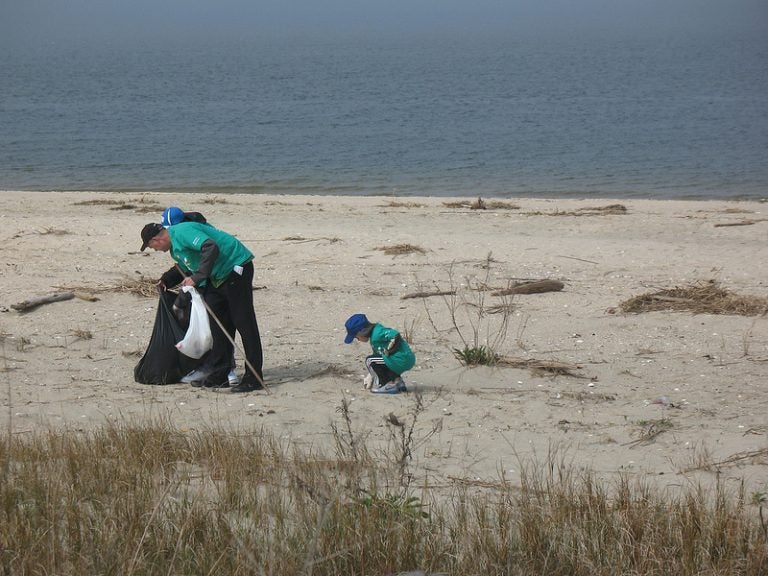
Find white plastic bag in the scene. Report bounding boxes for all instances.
[175,287,213,359]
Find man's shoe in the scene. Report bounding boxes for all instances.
[190,367,232,389]
[181,368,212,384]
[190,379,229,389]
[230,381,263,393]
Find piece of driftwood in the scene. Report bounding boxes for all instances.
[492,279,564,296]
[401,289,456,300]
[11,292,75,311]
[713,219,767,227]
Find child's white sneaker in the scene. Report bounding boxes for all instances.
[371,377,407,395]
[363,374,373,389]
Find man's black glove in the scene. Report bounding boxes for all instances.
[159,268,184,290]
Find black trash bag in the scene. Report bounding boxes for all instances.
[172,289,192,326]
[134,291,200,385]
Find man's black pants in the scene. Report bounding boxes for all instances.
[203,261,263,385]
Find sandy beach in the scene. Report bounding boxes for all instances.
[1,190,767,494]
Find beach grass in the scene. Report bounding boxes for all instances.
[1,413,766,575]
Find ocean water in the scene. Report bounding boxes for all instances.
[2,31,767,199]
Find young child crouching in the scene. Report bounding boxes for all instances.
[343,313,415,394]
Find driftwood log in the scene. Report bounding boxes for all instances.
[492,279,564,296]
[713,219,767,227]
[401,289,456,300]
[11,291,74,312]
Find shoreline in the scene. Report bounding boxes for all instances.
[3,187,767,202]
[1,190,767,494]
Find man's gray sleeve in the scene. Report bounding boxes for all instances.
[190,239,219,285]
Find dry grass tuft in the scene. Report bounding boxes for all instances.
[497,356,585,377]
[73,197,161,213]
[2,420,767,574]
[685,447,768,472]
[577,204,627,215]
[375,243,426,256]
[524,204,627,217]
[57,275,158,298]
[626,418,674,447]
[385,200,427,208]
[718,207,754,214]
[70,329,93,341]
[282,235,341,244]
[620,280,768,316]
[73,199,129,206]
[443,200,470,208]
[556,391,617,403]
[131,204,162,214]
[105,276,159,298]
[201,196,230,204]
[442,197,520,210]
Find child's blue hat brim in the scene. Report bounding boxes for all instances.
[344,314,369,344]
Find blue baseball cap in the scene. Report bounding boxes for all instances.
[161,206,185,228]
[344,313,369,344]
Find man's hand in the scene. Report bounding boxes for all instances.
[160,269,183,290]
[181,277,197,287]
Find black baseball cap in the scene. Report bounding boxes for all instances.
[140,222,164,251]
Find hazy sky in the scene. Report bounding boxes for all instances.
[3,0,766,43]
